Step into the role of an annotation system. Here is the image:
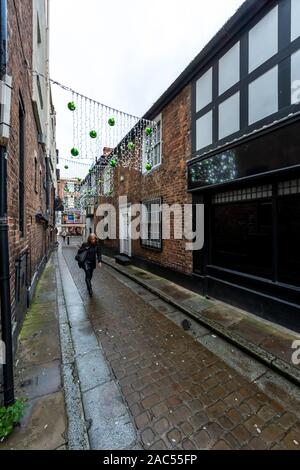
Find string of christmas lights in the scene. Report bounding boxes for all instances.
[29,67,159,201]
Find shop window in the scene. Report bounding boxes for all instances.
[249,6,278,73]
[212,185,272,204]
[278,193,300,287]
[291,0,300,42]
[278,178,300,196]
[249,66,278,125]
[219,92,240,140]
[219,42,240,95]
[212,195,273,279]
[196,111,212,150]
[196,68,212,112]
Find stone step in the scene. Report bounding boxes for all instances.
[115,255,131,266]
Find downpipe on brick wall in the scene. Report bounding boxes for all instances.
[0,0,15,407]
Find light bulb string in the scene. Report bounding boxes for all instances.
[29,66,151,123]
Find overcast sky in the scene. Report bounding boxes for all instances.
[50,0,244,178]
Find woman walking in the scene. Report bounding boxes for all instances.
[76,233,102,297]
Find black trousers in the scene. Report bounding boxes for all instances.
[83,262,94,293]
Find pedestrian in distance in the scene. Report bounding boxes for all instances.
[75,233,102,297]
[61,229,67,243]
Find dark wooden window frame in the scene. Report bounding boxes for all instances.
[192,0,300,158]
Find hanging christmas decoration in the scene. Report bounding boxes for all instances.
[127,142,135,150]
[30,71,158,180]
[71,147,79,157]
[110,158,117,168]
[89,130,97,139]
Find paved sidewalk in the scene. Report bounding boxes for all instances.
[102,256,300,385]
[63,246,300,450]
[56,246,137,450]
[0,256,67,450]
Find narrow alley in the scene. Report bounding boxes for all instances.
[3,242,299,451]
[1,0,300,458]
[60,244,300,450]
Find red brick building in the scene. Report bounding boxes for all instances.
[95,85,193,274]
[87,0,300,332]
[0,0,57,390]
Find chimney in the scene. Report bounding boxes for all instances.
[103,147,113,156]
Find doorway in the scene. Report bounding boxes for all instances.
[119,204,131,257]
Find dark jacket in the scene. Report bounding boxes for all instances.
[78,242,102,270]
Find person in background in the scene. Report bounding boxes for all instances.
[61,229,67,243]
[76,233,102,297]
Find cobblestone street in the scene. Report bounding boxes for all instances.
[61,246,300,450]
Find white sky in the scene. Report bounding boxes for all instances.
[50,0,244,179]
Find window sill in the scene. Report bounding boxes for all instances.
[142,163,162,176]
[140,242,162,253]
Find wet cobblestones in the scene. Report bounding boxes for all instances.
[63,247,300,450]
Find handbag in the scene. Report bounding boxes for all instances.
[75,247,88,268]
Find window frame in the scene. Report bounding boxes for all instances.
[140,197,162,251]
[192,0,300,159]
[19,98,25,238]
[34,154,38,194]
[209,177,300,288]
[103,166,112,196]
[142,114,162,174]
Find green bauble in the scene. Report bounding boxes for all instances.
[145,162,152,172]
[71,148,79,157]
[127,141,135,150]
[89,130,97,139]
[64,165,69,170]
[145,127,153,136]
[108,117,115,127]
[110,159,117,168]
[68,102,76,111]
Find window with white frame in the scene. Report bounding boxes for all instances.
[141,198,162,250]
[103,167,111,195]
[142,116,162,172]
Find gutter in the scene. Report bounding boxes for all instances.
[0,0,14,407]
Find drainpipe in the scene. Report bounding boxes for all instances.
[0,0,14,407]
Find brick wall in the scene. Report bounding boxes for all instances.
[5,0,54,329]
[97,84,193,274]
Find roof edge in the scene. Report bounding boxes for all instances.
[143,0,270,120]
